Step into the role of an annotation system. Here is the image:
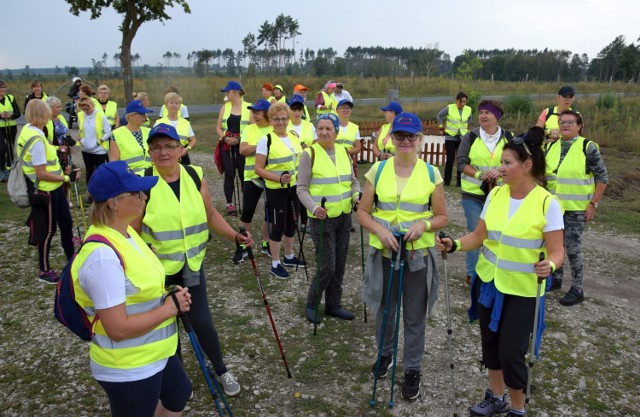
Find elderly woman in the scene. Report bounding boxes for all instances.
[17,100,80,283]
[357,112,448,401]
[372,102,403,161]
[133,123,252,397]
[45,96,72,187]
[109,100,152,175]
[438,127,564,417]
[457,100,514,285]
[24,80,48,109]
[96,84,119,130]
[77,97,111,192]
[0,79,20,181]
[74,160,192,417]
[296,113,360,323]
[156,92,196,165]
[315,80,337,119]
[216,80,251,216]
[254,102,305,279]
[159,86,190,119]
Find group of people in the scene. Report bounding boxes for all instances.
[9,76,608,416]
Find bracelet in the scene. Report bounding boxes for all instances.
[64,175,70,183]
[447,239,460,253]
[424,220,431,231]
[549,260,556,273]
[455,239,462,251]
[474,171,482,180]
[186,145,192,151]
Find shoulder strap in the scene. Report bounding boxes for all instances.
[83,235,125,268]
[425,162,435,183]
[503,129,513,141]
[544,106,556,122]
[183,165,202,191]
[265,133,272,166]
[310,145,315,168]
[374,160,387,189]
[18,135,42,161]
[469,131,478,147]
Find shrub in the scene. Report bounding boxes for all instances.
[596,92,621,110]
[503,94,534,115]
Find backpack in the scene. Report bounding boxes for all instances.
[7,135,40,208]
[143,165,201,200]
[54,235,124,341]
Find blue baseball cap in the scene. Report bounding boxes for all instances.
[147,123,180,143]
[248,99,271,111]
[381,102,403,115]
[391,112,423,134]
[220,80,243,92]
[288,94,305,106]
[89,161,158,202]
[337,99,354,108]
[125,100,151,115]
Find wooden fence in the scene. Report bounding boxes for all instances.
[357,134,446,166]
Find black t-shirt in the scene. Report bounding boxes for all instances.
[227,114,241,134]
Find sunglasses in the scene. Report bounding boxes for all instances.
[393,133,420,142]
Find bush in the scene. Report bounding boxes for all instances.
[466,90,482,110]
[596,92,621,110]
[503,94,534,115]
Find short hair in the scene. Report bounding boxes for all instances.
[25,99,52,126]
[97,84,110,94]
[31,80,43,89]
[164,92,182,105]
[89,201,116,226]
[324,80,335,90]
[78,97,95,110]
[79,84,93,96]
[559,110,584,135]
[477,99,503,115]
[46,96,62,108]
[132,91,149,101]
[456,91,468,101]
[164,86,180,94]
[0,80,7,88]
[268,102,290,119]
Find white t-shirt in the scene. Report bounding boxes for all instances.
[166,118,195,137]
[256,134,295,156]
[480,191,564,233]
[78,238,167,382]
[339,124,361,140]
[24,125,47,165]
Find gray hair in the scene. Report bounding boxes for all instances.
[46,96,62,108]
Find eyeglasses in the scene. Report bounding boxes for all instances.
[559,120,577,126]
[512,136,531,156]
[393,133,420,142]
[149,144,181,153]
[271,117,289,123]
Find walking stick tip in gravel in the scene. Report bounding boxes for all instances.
[526,252,546,409]
[438,231,458,416]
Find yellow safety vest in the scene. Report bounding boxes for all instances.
[369,158,435,250]
[460,130,509,196]
[17,125,63,192]
[99,100,118,126]
[376,123,395,154]
[112,126,151,175]
[288,120,315,148]
[306,143,353,218]
[475,185,557,297]
[276,95,287,103]
[155,117,192,147]
[0,94,17,127]
[336,121,359,150]
[316,91,337,118]
[263,133,302,189]
[161,103,186,118]
[141,165,209,275]
[545,136,595,211]
[221,101,251,134]
[444,104,471,136]
[542,106,577,138]
[71,224,177,370]
[45,115,68,144]
[241,123,272,181]
[78,109,109,151]
[303,104,311,121]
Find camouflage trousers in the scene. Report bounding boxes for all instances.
[552,210,585,289]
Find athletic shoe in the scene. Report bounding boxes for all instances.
[371,355,393,379]
[325,305,355,320]
[559,287,584,306]
[270,264,290,279]
[505,411,525,417]
[232,245,247,264]
[261,241,271,256]
[216,371,241,397]
[38,270,60,285]
[401,370,421,400]
[282,256,306,268]
[469,389,509,416]
[549,278,562,291]
[226,204,237,216]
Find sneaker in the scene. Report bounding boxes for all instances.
[232,245,247,264]
[371,355,393,379]
[261,242,271,256]
[549,278,562,291]
[559,286,584,306]
[469,389,509,416]
[270,263,290,279]
[282,256,306,268]
[325,305,355,320]
[216,371,241,397]
[226,204,237,216]
[38,270,60,285]
[401,370,421,400]
[505,411,525,417]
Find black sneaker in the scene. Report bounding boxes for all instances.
[232,245,247,264]
[469,389,508,416]
[549,278,562,291]
[559,287,584,306]
[371,355,393,379]
[401,370,421,400]
[282,256,306,268]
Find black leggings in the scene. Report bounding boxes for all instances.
[240,180,264,224]
[444,138,461,185]
[0,125,17,170]
[34,186,74,272]
[81,151,108,187]
[222,145,244,204]
[265,186,298,241]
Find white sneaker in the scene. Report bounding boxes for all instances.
[216,371,241,396]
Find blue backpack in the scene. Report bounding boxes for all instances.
[54,235,124,341]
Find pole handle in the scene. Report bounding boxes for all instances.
[239,225,254,261]
[438,231,449,260]
[321,197,326,209]
[167,285,192,332]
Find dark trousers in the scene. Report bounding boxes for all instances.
[81,151,108,187]
[0,125,17,170]
[35,187,75,272]
[265,187,298,241]
[222,145,244,204]
[444,138,461,185]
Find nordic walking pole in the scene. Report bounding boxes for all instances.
[313,197,327,335]
[439,231,458,416]
[233,147,243,215]
[526,252,546,410]
[388,235,406,408]
[167,286,232,417]
[295,216,308,274]
[240,226,293,379]
[358,192,367,323]
[229,145,238,214]
[285,178,308,281]
[370,234,400,408]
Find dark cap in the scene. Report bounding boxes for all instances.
[558,85,576,97]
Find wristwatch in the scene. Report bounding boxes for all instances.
[590,201,599,208]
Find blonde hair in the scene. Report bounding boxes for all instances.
[132,91,149,101]
[268,102,290,119]
[97,84,110,94]
[164,92,182,105]
[25,99,52,127]
[89,201,116,226]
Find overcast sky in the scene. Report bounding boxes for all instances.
[2,0,639,70]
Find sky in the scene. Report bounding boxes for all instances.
[2,0,639,70]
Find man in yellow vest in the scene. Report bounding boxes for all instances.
[0,80,21,181]
[437,92,472,186]
[545,110,608,306]
[536,85,576,143]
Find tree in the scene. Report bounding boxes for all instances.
[65,0,191,100]
[163,51,173,68]
[455,50,483,89]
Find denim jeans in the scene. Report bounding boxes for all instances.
[461,198,484,277]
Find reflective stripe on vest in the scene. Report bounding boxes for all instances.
[444,104,471,136]
[335,122,359,150]
[241,124,272,181]
[460,130,508,196]
[307,143,353,218]
[376,123,395,153]
[17,126,63,191]
[141,165,209,275]
[264,133,303,189]
[0,94,17,127]
[221,101,251,134]
[112,126,151,175]
[156,116,192,147]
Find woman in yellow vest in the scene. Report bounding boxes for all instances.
[156,92,196,165]
[132,91,152,127]
[438,127,564,417]
[335,99,362,158]
[24,79,48,110]
[109,100,152,175]
[287,94,316,148]
[159,86,190,120]
[372,101,403,161]
[17,100,80,284]
[536,85,576,143]
[239,99,273,258]
[96,84,119,130]
[255,102,305,279]
[297,113,360,323]
[134,123,252,397]
[75,160,193,416]
[437,91,472,186]
[0,79,21,181]
[315,80,337,119]
[216,80,251,216]
[358,112,448,401]
[261,82,276,104]
[457,100,514,286]
[77,97,111,194]
[273,84,286,103]
[44,96,72,171]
